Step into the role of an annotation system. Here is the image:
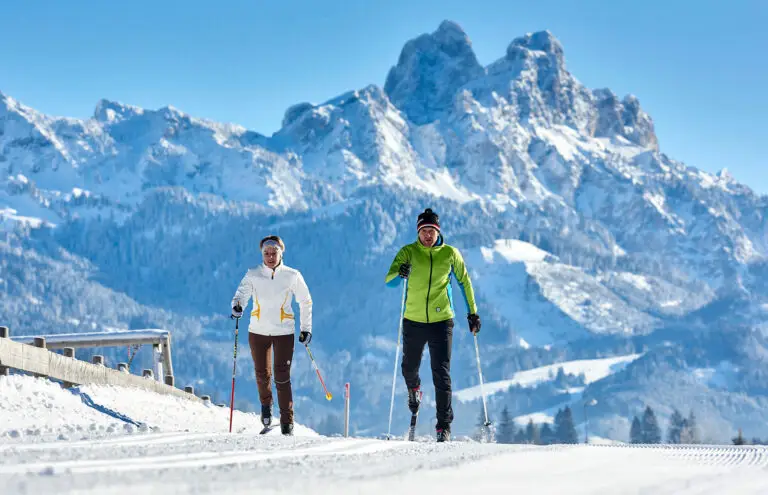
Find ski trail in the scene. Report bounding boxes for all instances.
[0,439,408,475]
[4,442,768,495]
[0,431,218,453]
[578,444,768,468]
[604,444,768,468]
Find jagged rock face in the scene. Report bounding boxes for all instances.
[594,89,657,149]
[384,21,485,125]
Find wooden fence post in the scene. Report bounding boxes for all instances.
[26,337,47,378]
[62,346,76,388]
[0,326,8,376]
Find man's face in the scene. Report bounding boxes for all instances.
[419,227,438,247]
[262,246,280,268]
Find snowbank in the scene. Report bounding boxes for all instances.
[0,375,317,444]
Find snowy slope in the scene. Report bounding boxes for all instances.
[0,375,317,444]
[464,239,709,346]
[454,353,642,402]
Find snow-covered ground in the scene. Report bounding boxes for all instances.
[0,374,317,443]
[3,375,768,494]
[454,353,642,402]
[3,427,768,494]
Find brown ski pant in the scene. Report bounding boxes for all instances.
[248,333,294,424]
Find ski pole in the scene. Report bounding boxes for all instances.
[228,314,240,433]
[305,344,332,401]
[473,332,491,430]
[386,279,408,440]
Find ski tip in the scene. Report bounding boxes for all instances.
[326,393,333,401]
[259,425,278,435]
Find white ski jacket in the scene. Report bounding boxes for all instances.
[231,263,312,336]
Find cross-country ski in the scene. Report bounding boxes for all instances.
[259,425,279,435]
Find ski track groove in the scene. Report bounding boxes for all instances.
[0,431,221,453]
[3,437,768,481]
[0,439,409,475]
[661,445,768,468]
[586,443,768,469]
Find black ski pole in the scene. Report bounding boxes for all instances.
[228,313,240,433]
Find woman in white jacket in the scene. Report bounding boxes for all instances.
[231,235,312,435]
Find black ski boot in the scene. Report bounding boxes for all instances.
[281,423,294,436]
[407,387,421,414]
[436,428,450,443]
[261,404,272,427]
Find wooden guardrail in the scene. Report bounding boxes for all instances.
[0,326,201,402]
[10,328,174,379]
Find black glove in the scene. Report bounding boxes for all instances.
[399,263,412,279]
[468,314,481,334]
[232,303,243,319]
[299,331,312,344]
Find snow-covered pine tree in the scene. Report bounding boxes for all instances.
[667,409,685,444]
[577,372,587,386]
[630,416,643,444]
[497,406,515,444]
[679,410,700,444]
[641,406,661,444]
[526,419,540,445]
[555,406,579,444]
[554,367,568,389]
[540,423,555,445]
[732,428,746,445]
[514,427,528,444]
[554,408,564,432]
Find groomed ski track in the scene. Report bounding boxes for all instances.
[2,433,768,494]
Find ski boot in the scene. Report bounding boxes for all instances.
[261,404,272,427]
[407,387,421,414]
[436,428,450,443]
[281,423,294,436]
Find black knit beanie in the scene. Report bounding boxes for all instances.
[417,208,440,232]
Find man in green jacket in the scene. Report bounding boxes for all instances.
[385,208,481,442]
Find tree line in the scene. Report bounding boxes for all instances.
[629,406,701,444]
[481,404,706,445]
[490,405,579,445]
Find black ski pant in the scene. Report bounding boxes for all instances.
[401,318,454,430]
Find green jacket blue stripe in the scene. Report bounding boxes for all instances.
[385,236,477,323]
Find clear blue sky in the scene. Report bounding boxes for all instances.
[2,0,766,190]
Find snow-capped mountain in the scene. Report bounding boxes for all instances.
[3,21,768,441]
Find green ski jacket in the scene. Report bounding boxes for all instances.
[385,236,477,323]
